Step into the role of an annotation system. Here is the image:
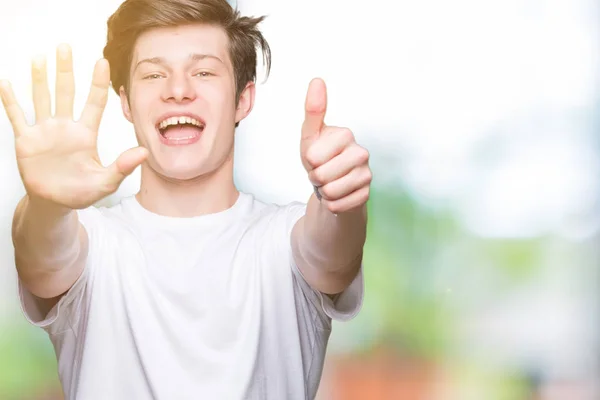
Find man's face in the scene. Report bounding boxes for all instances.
[121,24,254,181]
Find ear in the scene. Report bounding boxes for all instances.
[119,86,133,123]
[235,82,255,124]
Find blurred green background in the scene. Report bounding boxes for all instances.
[1,0,599,399]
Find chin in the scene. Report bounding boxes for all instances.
[140,151,206,181]
[157,162,212,182]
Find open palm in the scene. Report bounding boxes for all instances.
[0,44,147,209]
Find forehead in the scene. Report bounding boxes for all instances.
[132,24,230,66]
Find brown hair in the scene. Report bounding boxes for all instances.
[103,0,271,103]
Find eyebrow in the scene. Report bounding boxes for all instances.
[134,53,224,72]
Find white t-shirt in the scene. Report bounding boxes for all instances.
[19,192,363,400]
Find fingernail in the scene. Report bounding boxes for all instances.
[57,44,71,59]
[32,55,46,68]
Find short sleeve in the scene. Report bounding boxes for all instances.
[18,206,105,336]
[283,202,364,324]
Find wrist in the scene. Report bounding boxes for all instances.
[25,194,74,218]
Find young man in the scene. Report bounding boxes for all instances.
[1,0,371,398]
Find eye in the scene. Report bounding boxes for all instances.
[194,71,213,77]
[144,74,164,80]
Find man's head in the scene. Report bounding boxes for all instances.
[103,0,270,181]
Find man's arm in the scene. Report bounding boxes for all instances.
[12,195,88,303]
[291,195,366,294]
[1,46,147,308]
[291,78,371,295]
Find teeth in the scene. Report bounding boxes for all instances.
[166,136,197,141]
[158,116,204,130]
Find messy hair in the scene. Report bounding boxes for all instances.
[103,0,271,102]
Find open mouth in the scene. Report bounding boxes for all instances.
[157,116,205,145]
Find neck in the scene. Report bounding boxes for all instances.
[135,156,239,218]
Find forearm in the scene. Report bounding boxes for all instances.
[12,195,84,295]
[298,193,367,273]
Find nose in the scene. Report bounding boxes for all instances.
[161,73,197,103]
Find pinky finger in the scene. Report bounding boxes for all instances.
[323,185,370,215]
[0,80,29,136]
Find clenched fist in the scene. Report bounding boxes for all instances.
[300,78,372,214]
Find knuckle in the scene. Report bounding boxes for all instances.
[93,89,109,104]
[311,169,325,186]
[355,146,369,164]
[305,149,320,168]
[364,168,373,184]
[97,177,118,196]
[33,72,46,84]
[97,171,120,195]
[338,128,354,142]
[99,92,108,105]
[327,202,340,214]
[101,182,119,195]
[321,184,335,199]
[42,118,58,130]
[361,187,371,203]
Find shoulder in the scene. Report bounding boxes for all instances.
[244,193,307,232]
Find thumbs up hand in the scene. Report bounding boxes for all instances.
[300,78,372,214]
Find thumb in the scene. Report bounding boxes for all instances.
[301,78,327,141]
[106,146,148,185]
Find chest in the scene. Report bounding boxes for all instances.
[80,219,318,399]
[121,226,259,293]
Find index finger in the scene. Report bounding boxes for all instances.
[0,80,29,136]
[79,58,110,132]
[301,78,327,140]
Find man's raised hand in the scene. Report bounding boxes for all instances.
[0,44,147,209]
[300,78,372,214]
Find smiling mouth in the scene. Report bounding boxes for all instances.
[157,116,206,144]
